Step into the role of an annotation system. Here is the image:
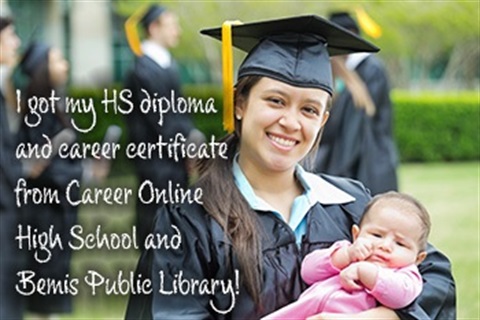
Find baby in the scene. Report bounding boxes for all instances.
[262,191,430,319]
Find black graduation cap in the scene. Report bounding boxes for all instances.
[200,15,379,132]
[125,4,167,56]
[20,41,50,77]
[140,4,166,29]
[329,12,360,34]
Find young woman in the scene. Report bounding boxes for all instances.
[18,42,83,320]
[125,15,455,319]
[0,14,24,320]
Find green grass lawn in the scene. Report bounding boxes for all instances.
[398,161,479,320]
[26,162,479,319]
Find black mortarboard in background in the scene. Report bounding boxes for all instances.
[140,4,166,29]
[19,42,50,77]
[329,12,360,35]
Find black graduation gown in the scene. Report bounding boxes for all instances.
[0,91,25,319]
[18,109,83,313]
[124,55,195,247]
[125,175,455,319]
[315,55,398,195]
[0,91,22,214]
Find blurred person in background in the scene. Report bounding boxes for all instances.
[315,11,398,195]
[16,42,82,320]
[0,12,25,320]
[124,4,204,250]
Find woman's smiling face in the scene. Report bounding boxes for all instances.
[0,25,20,66]
[236,77,330,174]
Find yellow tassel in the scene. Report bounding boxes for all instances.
[355,7,382,39]
[124,5,148,56]
[221,20,242,133]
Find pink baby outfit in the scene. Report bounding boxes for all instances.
[262,240,422,319]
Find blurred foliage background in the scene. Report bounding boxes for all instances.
[114,0,479,90]
[70,0,480,166]
[7,1,479,319]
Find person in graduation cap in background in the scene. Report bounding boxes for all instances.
[315,11,399,196]
[0,11,25,320]
[16,42,84,320]
[124,15,455,320]
[123,4,204,250]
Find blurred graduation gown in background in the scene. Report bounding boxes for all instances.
[16,42,83,314]
[0,71,25,320]
[123,5,196,248]
[315,12,398,195]
[314,53,399,195]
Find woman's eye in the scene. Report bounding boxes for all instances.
[302,106,320,115]
[267,97,284,105]
[371,233,382,238]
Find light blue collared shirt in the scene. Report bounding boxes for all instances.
[233,158,355,245]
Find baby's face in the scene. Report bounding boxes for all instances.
[354,205,424,268]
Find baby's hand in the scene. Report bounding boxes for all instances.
[339,263,363,292]
[347,238,373,262]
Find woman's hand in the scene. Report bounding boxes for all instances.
[331,57,376,117]
[344,74,376,117]
[22,158,50,179]
[307,313,346,320]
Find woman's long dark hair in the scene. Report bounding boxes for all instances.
[0,17,13,33]
[196,75,263,305]
[301,97,332,171]
[21,50,70,129]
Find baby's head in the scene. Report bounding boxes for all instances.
[352,191,431,268]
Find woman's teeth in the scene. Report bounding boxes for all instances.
[269,134,296,147]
